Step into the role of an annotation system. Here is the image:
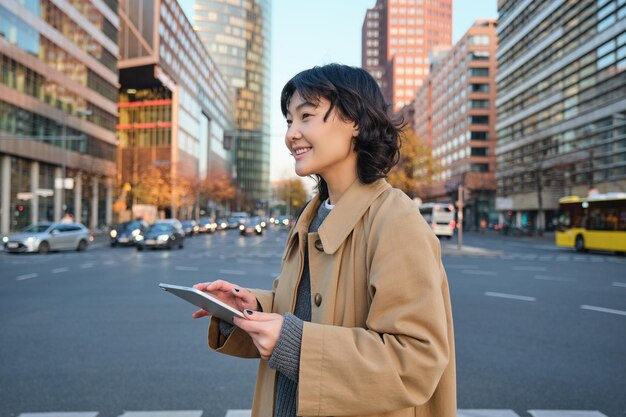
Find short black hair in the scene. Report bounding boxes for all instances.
[281,63,402,200]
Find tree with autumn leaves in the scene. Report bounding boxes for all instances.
[131,164,236,217]
[387,128,441,199]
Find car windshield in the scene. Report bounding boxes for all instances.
[21,224,50,233]
[150,224,172,232]
[126,221,143,229]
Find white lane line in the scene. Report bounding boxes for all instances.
[16,273,39,281]
[529,410,609,417]
[51,267,69,274]
[485,292,536,302]
[175,266,199,271]
[581,305,626,317]
[612,281,626,288]
[461,270,498,276]
[457,410,520,417]
[119,412,203,417]
[512,266,547,271]
[534,275,576,283]
[219,269,246,275]
[18,413,99,417]
[80,263,94,269]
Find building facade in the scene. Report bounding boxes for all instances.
[193,0,271,212]
[496,0,626,230]
[118,0,235,219]
[416,20,499,230]
[0,0,119,234]
[362,0,452,111]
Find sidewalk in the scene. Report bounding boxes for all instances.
[441,242,502,256]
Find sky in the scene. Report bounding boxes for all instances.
[179,0,498,182]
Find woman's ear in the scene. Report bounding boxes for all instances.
[353,124,359,137]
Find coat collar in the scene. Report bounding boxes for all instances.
[292,179,391,254]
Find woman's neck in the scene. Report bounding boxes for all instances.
[325,174,357,205]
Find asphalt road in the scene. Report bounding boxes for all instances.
[0,228,624,417]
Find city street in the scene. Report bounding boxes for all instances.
[1,228,625,417]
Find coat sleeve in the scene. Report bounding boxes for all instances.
[207,285,276,358]
[297,200,451,416]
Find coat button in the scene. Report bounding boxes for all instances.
[314,293,322,307]
[314,239,324,252]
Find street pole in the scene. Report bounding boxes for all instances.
[61,122,67,217]
[457,184,464,250]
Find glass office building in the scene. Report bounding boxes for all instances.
[0,0,119,234]
[496,0,626,230]
[118,0,235,218]
[194,0,271,211]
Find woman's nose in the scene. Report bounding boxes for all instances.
[286,123,302,142]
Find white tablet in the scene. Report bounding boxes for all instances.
[159,283,245,325]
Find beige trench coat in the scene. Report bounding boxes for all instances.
[208,179,456,417]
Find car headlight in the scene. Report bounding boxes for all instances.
[157,234,169,242]
[2,236,8,243]
[239,225,245,230]
[135,235,144,241]
[25,236,35,242]
[282,219,289,225]
[255,225,262,232]
[131,229,140,236]
[260,222,266,228]
[110,230,117,238]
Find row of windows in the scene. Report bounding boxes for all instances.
[0,100,116,162]
[1,54,117,131]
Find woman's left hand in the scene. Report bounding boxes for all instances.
[234,310,284,360]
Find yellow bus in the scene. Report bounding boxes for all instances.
[556,193,626,253]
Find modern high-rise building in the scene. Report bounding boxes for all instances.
[118,0,235,219]
[362,0,452,111]
[193,0,271,212]
[496,0,626,230]
[0,0,119,234]
[415,20,499,230]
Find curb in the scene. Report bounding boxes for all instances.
[442,244,502,257]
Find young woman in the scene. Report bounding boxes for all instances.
[193,64,456,417]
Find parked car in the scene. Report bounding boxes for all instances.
[109,220,148,247]
[198,217,217,233]
[181,220,200,237]
[3,222,91,253]
[239,216,264,236]
[135,222,185,250]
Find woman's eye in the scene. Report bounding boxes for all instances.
[302,113,311,120]
[286,119,292,126]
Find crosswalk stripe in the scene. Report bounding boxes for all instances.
[528,411,609,417]
[224,410,252,417]
[18,413,98,417]
[457,410,520,417]
[119,412,202,417]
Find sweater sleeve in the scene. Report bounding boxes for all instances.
[268,313,303,382]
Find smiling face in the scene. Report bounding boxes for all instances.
[284,91,359,185]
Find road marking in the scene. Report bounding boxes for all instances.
[18,413,98,417]
[225,411,252,417]
[80,263,94,269]
[512,266,547,271]
[612,281,626,288]
[457,410,520,417]
[534,275,576,283]
[581,305,626,317]
[461,270,498,276]
[119,412,203,417]
[16,273,38,281]
[175,266,199,271]
[485,292,536,302]
[528,411,609,417]
[219,269,246,275]
[51,267,69,274]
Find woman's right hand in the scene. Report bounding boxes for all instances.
[191,280,258,319]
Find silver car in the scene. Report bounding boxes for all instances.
[2,222,91,253]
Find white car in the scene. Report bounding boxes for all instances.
[3,222,91,253]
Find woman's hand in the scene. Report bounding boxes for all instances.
[191,280,258,319]
[234,310,284,360]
